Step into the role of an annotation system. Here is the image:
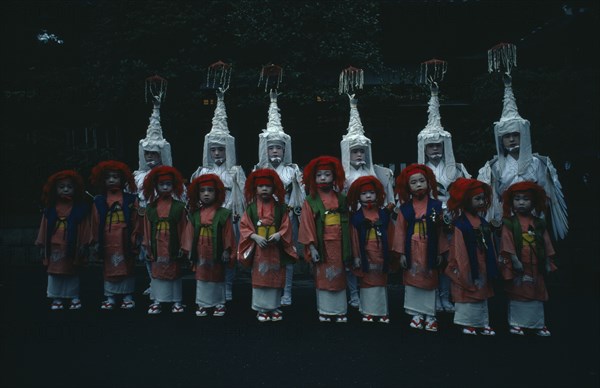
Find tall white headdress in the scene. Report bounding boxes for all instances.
[488,43,532,174]
[138,75,172,171]
[202,87,237,169]
[340,94,375,176]
[417,59,455,166]
[258,90,292,168]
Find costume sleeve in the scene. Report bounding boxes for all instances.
[89,204,100,245]
[279,208,299,260]
[142,214,152,260]
[298,200,317,262]
[237,210,256,266]
[438,224,449,255]
[499,225,517,279]
[177,208,187,248]
[350,221,360,258]
[390,211,407,255]
[445,228,475,291]
[180,219,194,254]
[223,216,237,266]
[130,199,141,248]
[35,214,47,247]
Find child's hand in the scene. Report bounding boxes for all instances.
[353,257,361,269]
[436,255,443,267]
[510,254,523,272]
[309,244,320,263]
[251,234,268,248]
[400,254,408,269]
[267,233,281,243]
[222,250,230,263]
[545,258,551,273]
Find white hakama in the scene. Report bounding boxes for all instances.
[150,278,183,303]
[316,289,347,315]
[47,274,79,299]
[359,286,388,316]
[196,281,225,307]
[404,285,436,316]
[251,287,281,312]
[454,300,490,328]
[104,277,135,296]
[508,300,545,329]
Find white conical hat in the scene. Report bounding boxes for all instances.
[202,88,237,168]
[138,98,172,171]
[340,94,375,177]
[493,75,532,174]
[417,83,457,169]
[257,91,292,168]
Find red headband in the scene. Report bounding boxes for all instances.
[157,173,173,183]
[360,182,376,192]
[255,176,274,186]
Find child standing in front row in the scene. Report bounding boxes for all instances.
[445,178,499,335]
[142,166,188,314]
[181,174,235,317]
[391,164,448,332]
[500,181,556,337]
[90,161,140,310]
[36,170,90,310]
[347,175,394,324]
[238,169,298,322]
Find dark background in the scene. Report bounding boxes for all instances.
[0,1,599,387]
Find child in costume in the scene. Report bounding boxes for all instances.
[35,170,90,310]
[499,181,556,336]
[298,156,352,323]
[238,169,298,322]
[142,166,188,314]
[90,161,140,310]
[347,176,394,324]
[181,174,235,317]
[445,178,499,335]
[391,164,448,332]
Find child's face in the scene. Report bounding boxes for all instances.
[56,178,75,199]
[502,132,520,151]
[513,192,532,214]
[105,171,121,190]
[209,145,226,166]
[425,142,443,161]
[157,180,173,196]
[199,186,216,205]
[408,173,428,196]
[144,151,162,168]
[359,190,376,206]
[316,170,333,184]
[350,147,366,168]
[470,193,486,212]
[257,184,273,201]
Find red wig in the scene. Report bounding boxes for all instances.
[244,168,285,204]
[302,156,345,197]
[347,175,385,212]
[41,170,85,207]
[447,178,492,214]
[188,174,226,211]
[90,160,136,194]
[142,166,185,202]
[394,163,438,203]
[502,181,547,217]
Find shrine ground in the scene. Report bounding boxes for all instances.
[1,262,598,388]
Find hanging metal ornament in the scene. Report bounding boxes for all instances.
[258,63,283,92]
[338,65,364,95]
[488,42,517,75]
[145,74,168,104]
[419,58,447,85]
[206,60,232,90]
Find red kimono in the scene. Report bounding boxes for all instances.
[238,198,297,289]
[500,214,556,302]
[181,205,236,282]
[90,190,139,281]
